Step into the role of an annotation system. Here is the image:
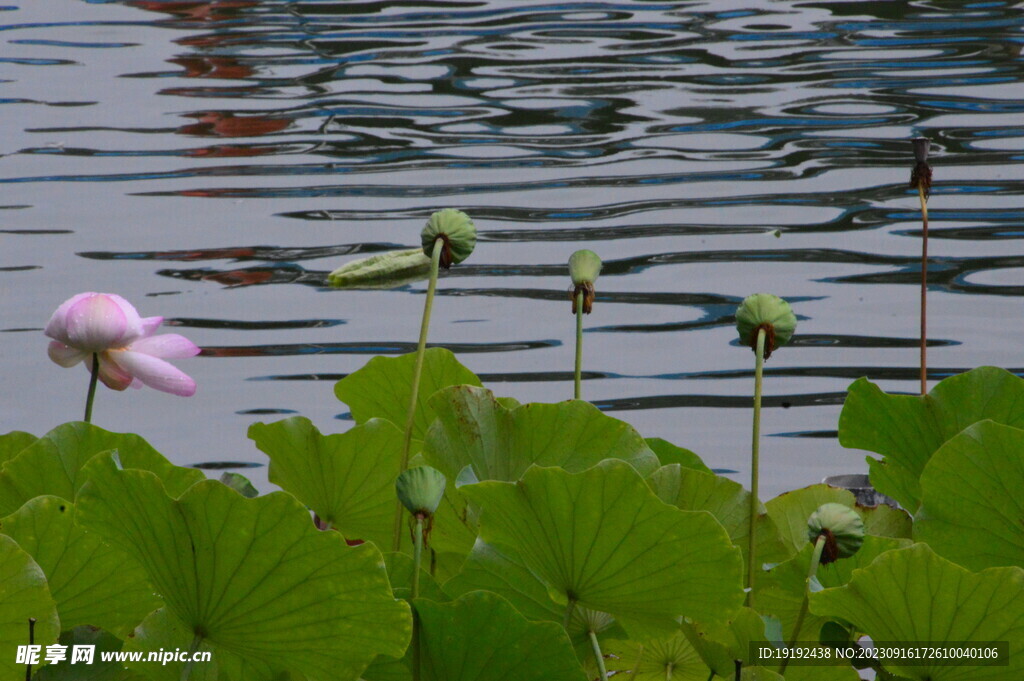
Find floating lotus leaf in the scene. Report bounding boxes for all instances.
[811,543,1024,681]
[648,464,792,578]
[444,540,625,668]
[76,454,410,681]
[415,591,585,681]
[0,430,36,466]
[0,421,204,516]
[0,496,159,638]
[916,420,1024,570]
[604,632,709,680]
[461,461,743,625]
[644,437,712,473]
[328,248,432,289]
[249,416,403,546]
[839,366,1024,511]
[334,348,482,443]
[0,534,60,680]
[424,385,658,482]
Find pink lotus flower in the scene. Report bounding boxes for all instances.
[45,292,200,397]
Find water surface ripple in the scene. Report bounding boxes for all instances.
[4,0,1023,495]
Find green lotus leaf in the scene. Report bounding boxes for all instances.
[444,540,625,668]
[0,430,36,466]
[0,496,159,638]
[249,416,403,546]
[764,484,855,555]
[329,248,432,289]
[839,366,1024,511]
[756,535,911,642]
[648,464,792,578]
[644,437,712,473]
[384,552,447,602]
[681,607,769,677]
[415,591,586,681]
[915,420,1024,570]
[35,626,146,681]
[334,348,482,443]
[0,422,204,516]
[75,454,411,681]
[218,472,258,498]
[604,631,710,680]
[0,534,60,680]
[461,460,743,625]
[811,543,1024,681]
[858,502,912,539]
[423,385,658,482]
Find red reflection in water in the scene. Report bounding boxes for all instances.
[200,269,274,287]
[178,111,291,138]
[127,1,257,22]
[170,56,255,80]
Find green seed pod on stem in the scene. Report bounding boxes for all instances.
[569,249,601,315]
[807,502,865,564]
[395,466,447,517]
[421,208,476,269]
[735,293,796,360]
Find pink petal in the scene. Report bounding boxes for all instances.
[129,333,200,359]
[104,294,146,344]
[139,316,164,339]
[44,292,97,344]
[66,295,129,351]
[87,352,134,391]
[47,341,87,367]
[114,350,197,396]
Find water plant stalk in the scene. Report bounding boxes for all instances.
[779,534,826,674]
[25,618,35,681]
[574,289,585,399]
[588,629,608,681]
[393,238,444,551]
[626,644,645,680]
[745,327,766,606]
[83,352,99,423]
[180,633,202,681]
[918,183,929,395]
[411,514,425,681]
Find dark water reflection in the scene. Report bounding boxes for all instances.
[4,0,1024,496]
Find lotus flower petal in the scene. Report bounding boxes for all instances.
[65,294,129,352]
[47,341,87,368]
[129,334,201,359]
[88,352,135,391]
[44,292,95,345]
[114,350,197,396]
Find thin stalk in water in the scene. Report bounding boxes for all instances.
[911,137,932,396]
[411,514,425,681]
[25,618,35,681]
[83,352,99,423]
[588,629,608,681]
[179,633,202,681]
[746,327,766,605]
[779,534,826,675]
[393,238,443,551]
[574,289,584,399]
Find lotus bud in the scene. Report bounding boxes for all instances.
[807,503,864,564]
[569,249,601,314]
[395,466,446,516]
[735,293,796,360]
[421,208,476,269]
[909,137,932,199]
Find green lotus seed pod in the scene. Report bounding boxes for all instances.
[807,503,864,564]
[421,208,476,268]
[395,466,447,516]
[735,293,797,360]
[569,249,602,286]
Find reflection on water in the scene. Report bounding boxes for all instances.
[3,0,1024,495]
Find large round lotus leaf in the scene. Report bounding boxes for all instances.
[0,496,159,638]
[414,591,586,681]
[810,543,1024,681]
[444,540,625,668]
[334,348,482,442]
[249,416,403,546]
[0,421,204,516]
[764,484,855,555]
[648,464,792,577]
[839,366,1024,511]
[644,437,712,473]
[604,632,710,680]
[0,534,60,680]
[916,420,1024,570]
[461,460,743,625]
[0,430,36,466]
[75,454,410,681]
[424,385,658,482]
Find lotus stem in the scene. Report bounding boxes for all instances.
[563,597,576,631]
[918,184,929,395]
[574,290,584,399]
[779,534,826,674]
[665,662,673,680]
[84,352,99,423]
[745,327,766,606]
[180,633,202,681]
[393,237,444,551]
[627,644,645,680]
[411,514,425,681]
[589,629,608,681]
[25,618,35,681]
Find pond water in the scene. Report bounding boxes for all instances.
[4,0,1023,498]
